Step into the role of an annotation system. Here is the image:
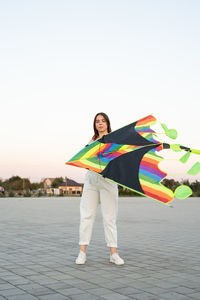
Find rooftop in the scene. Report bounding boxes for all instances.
[60,178,83,187]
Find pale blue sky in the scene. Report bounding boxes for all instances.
[0,0,200,183]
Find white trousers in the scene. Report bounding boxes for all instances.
[79,170,118,247]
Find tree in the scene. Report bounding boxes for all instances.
[2,176,31,191]
[3,176,22,191]
[51,177,64,188]
[190,180,200,196]
[30,182,43,190]
[162,179,179,191]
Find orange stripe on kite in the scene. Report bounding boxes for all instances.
[144,190,173,203]
[142,156,160,164]
[141,184,173,203]
[136,115,156,126]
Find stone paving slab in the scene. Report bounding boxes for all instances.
[0,197,200,300]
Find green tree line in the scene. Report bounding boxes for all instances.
[0,176,200,197]
[0,176,43,192]
[0,176,65,192]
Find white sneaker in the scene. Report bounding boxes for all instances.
[110,253,124,265]
[75,251,86,264]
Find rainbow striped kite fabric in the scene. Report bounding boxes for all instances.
[66,115,200,206]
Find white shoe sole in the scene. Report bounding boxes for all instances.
[110,259,124,265]
[75,260,86,265]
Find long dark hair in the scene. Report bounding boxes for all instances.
[92,112,111,140]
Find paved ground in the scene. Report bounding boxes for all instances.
[0,196,200,300]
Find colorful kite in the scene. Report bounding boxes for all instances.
[66,115,200,206]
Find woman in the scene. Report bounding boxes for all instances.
[75,112,124,265]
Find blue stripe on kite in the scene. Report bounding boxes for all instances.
[137,128,155,133]
[95,155,111,163]
[109,143,119,152]
[104,143,118,153]
[139,169,162,182]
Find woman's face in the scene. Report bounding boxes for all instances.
[95,114,108,134]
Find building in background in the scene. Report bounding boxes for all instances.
[43,177,83,196]
[59,177,83,195]
[43,178,55,189]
